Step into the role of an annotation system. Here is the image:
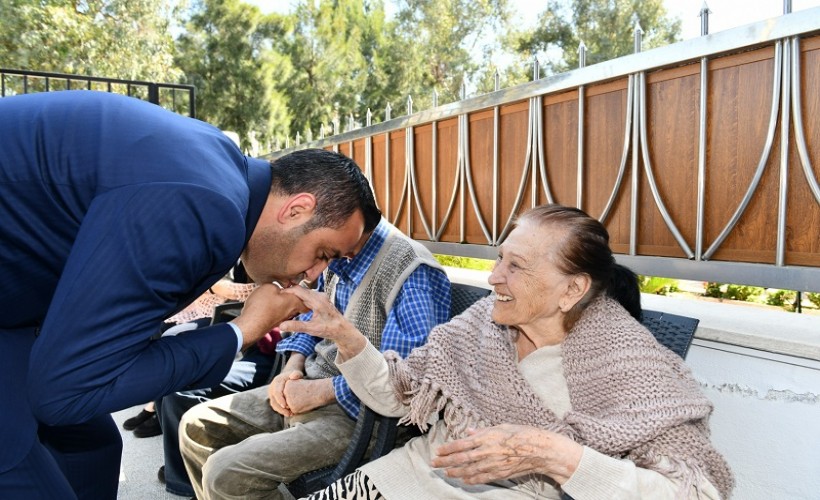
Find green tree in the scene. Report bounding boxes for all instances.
[513,0,681,74]
[175,0,289,151]
[0,0,182,83]
[273,0,367,137]
[390,0,510,108]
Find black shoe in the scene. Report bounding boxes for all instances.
[133,413,162,438]
[158,465,166,484]
[122,409,155,431]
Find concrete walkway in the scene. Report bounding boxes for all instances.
[114,404,180,499]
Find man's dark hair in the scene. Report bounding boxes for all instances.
[270,149,380,232]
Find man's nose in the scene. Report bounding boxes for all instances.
[303,262,329,284]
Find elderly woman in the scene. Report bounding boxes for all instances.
[280,204,733,499]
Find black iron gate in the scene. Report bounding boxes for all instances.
[0,68,195,118]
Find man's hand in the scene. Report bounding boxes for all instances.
[231,284,308,350]
[281,377,335,414]
[268,354,307,417]
[268,370,298,417]
[430,424,584,485]
[269,370,335,416]
[279,286,367,360]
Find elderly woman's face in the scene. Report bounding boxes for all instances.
[488,220,575,333]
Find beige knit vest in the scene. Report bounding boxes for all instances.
[304,226,442,380]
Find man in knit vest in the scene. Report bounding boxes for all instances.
[179,217,451,499]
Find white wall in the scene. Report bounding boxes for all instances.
[642,294,820,500]
[686,342,820,499]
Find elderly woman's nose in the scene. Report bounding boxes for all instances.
[488,263,504,285]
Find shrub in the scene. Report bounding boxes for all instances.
[766,289,797,311]
[704,282,724,298]
[434,255,494,271]
[639,276,679,296]
[807,292,820,308]
[723,284,764,302]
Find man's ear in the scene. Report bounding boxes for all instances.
[277,193,316,227]
[563,273,592,311]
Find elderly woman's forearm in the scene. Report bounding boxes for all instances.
[337,341,408,417]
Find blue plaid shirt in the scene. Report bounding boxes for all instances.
[276,220,451,419]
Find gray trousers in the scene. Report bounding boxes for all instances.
[179,384,356,500]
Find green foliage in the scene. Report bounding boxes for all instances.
[0,0,183,82]
[272,0,373,137]
[766,290,797,311]
[723,284,763,302]
[512,0,681,74]
[391,0,510,107]
[175,0,290,152]
[434,255,495,271]
[808,292,820,308]
[638,276,678,296]
[703,282,764,302]
[703,282,723,298]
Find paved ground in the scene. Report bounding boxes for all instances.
[114,404,181,500]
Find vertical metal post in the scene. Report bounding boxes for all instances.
[189,88,196,118]
[432,115,438,238]
[493,68,500,244]
[577,41,587,209]
[696,3,711,260]
[776,36,791,267]
[532,55,540,81]
[365,108,373,196]
[630,22,643,256]
[700,1,710,36]
[384,102,392,221]
[153,84,164,106]
[406,95,414,233]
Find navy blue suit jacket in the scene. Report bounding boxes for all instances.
[0,91,271,472]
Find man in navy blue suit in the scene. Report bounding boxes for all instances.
[0,90,378,499]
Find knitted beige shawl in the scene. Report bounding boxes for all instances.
[385,295,734,499]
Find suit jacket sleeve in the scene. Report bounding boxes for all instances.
[28,183,246,426]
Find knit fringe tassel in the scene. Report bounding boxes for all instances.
[389,361,481,439]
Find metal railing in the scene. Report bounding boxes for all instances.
[0,68,195,118]
[264,7,820,293]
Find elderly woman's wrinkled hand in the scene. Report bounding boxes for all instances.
[431,424,584,486]
[279,286,368,360]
